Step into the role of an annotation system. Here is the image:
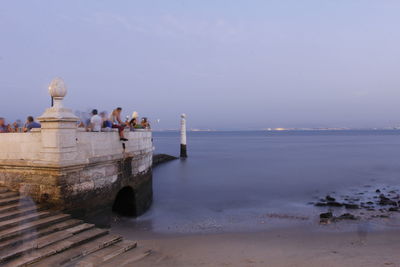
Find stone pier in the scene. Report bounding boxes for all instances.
[0,78,154,218]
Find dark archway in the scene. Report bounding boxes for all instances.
[112,186,137,216]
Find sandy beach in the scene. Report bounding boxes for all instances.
[106,226,400,267]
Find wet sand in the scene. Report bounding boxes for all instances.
[108,226,400,267]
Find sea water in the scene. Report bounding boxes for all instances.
[111,130,400,236]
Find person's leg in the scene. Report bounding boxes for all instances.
[118,125,124,138]
[113,124,127,140]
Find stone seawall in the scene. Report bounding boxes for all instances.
[0,149,153,218]
[0,81,154,218]
[0,130,154,218]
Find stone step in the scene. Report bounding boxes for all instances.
[0,210,52,231]
[0,196,25,207]
[74,240,137,267]
[0,223,95,263]
[0,191,19,199]
[3,228,110,267]
[0,203,28,214]
[0,187,10,194]
[33,234,124,267]
[100,246,153,267]
[0,213,71,241]
[0,219,83,251]
[0,205,43,222]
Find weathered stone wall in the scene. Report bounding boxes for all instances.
[0,130,154,217]
[0,131,42,162]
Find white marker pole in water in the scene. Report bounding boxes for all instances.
[180,113,187,158]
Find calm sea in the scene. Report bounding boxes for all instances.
[111,130,400,237]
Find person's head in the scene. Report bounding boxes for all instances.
[13,120,22,128]
[27,116,34,123]
[113,107,122,116]
[142,117,148,123]
[0,117,4,126]
[92,109,98,115]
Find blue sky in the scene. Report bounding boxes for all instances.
[1,1,400,129]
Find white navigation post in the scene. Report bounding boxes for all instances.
[180,113,187,158]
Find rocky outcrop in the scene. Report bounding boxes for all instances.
[312,186,400,224]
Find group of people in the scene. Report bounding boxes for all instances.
[84,107,151,141]
[1,108,150,141]
[0,116,41,133]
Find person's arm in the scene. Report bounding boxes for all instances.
[24,123,31,132]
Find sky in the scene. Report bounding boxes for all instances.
[1,0,400,130]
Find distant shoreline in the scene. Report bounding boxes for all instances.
[152,128,400,132]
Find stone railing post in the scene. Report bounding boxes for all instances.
[37,78,79,164]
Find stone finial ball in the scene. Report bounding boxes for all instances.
[181,113,186,118]
[48,77,67,98]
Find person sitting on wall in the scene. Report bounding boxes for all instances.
[12,119,23,132]
[110,107,128,141]
[23,116,41,132]
[0,118,11,133]
[141,117,151,129]
[88,109,102,132]
[129,117,138,130]
[100,111,112,130]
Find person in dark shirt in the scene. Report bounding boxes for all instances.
[0,117,11,133]
[23,116,41,132]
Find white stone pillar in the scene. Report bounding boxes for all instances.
[37,78,79,164]
[180,114,187,158]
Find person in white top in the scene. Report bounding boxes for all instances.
[89,109,102,132]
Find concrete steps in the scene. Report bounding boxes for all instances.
[100,246,153,266]
[72,240,138,267]
[0,187,10,194]
[0,205,43,222]
[0,187,140,266]
[0,196,27,206]
[0,191,19,199]
[0,219,83,251]
[0,213,72,241]
[33,234,126,266]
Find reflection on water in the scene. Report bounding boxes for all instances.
[111,130,400,237]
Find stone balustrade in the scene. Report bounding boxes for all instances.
[0,129,153,165]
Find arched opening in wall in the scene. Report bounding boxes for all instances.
[112,186,137,217]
